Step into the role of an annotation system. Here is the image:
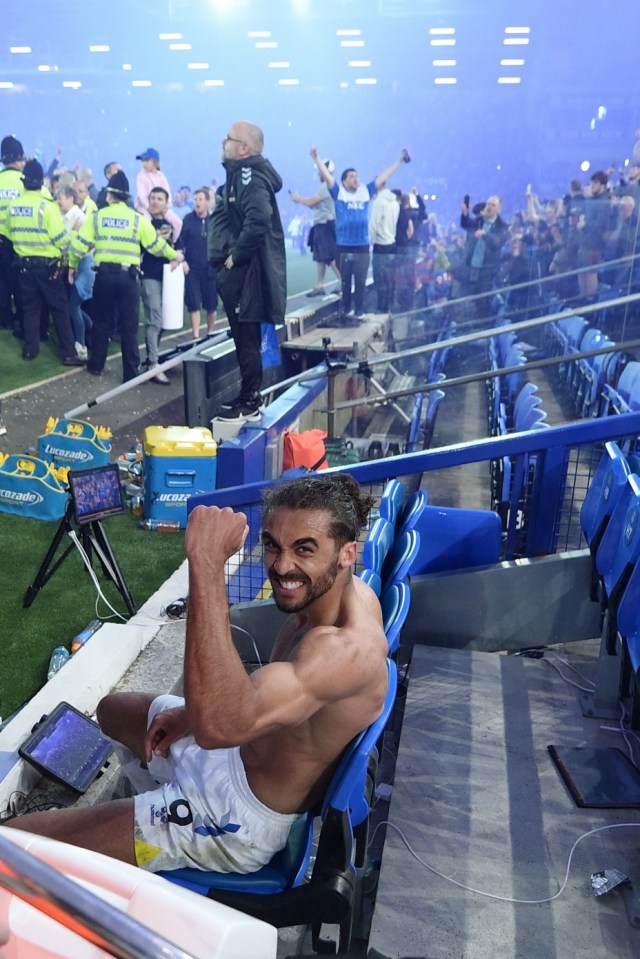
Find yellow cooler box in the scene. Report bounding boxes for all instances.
[143,426,217,528]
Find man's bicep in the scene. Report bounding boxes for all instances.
[251,641,363,729]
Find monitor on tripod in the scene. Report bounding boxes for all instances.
[69,463,124,526]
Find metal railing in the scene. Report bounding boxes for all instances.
[189,411,640,605]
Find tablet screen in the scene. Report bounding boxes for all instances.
[69,464,124,525]
[19,702,113,793]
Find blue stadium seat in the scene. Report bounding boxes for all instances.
[382,529,420,588]
[580,442,630,557]
[358,567,382,597]
[405,394,424,454]
[512,382,539,423]
[423,388,445,448]
[595,472,640,650]
[601,360,640,416]
[575,333,613,417]
[514,404,548,432]
[397,489,428,535]
[381,579,411,655]
[408,504,502,575]
[617,561,640,728]
[362,517,395,575]
[160,659,398,954]
[379,479,406,528]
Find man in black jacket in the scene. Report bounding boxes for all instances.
[459,194,509,323]
[208,121,286,421]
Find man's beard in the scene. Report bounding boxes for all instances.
[271,554,341,613]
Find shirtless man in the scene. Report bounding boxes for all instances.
[7,474,389,875]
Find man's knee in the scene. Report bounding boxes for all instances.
[97,692,155,741]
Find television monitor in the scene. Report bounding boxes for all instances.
[69,463,124,525]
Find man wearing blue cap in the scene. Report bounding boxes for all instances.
[135,147,172,218]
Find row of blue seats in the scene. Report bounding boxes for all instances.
[488,326,549,434]
[542,310,628,419]
[359,478,502,656]
[580,442,640,728]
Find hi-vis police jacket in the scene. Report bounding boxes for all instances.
[68,201,178,268]
[0,167,24,240]
[8,191,71,260]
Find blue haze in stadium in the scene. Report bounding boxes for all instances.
[1,0,637,219]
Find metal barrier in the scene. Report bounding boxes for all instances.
[188,411,640,605]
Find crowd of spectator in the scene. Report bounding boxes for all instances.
[3,134,640,381]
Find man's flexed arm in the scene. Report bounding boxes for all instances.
[183,506,254,745]
[183,506,373,748]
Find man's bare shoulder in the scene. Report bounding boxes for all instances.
[295,580,387,675]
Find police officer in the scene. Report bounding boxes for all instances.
[0,135,26,331]
[8,159,83,365]
[69,170,184,382]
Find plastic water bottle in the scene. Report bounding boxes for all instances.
[138,518,181,532]
[71,620,103,654]
[47,646,70,680]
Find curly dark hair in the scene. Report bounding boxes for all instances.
[262,473,374,547]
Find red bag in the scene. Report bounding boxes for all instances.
[282,429,328,472]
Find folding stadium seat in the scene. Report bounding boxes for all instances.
[580,442,630,599]
[382,529,420,590]
[405,395,424,454]
[565,326,594,395]
[628,377,640,411]
[397,489,428,536]
[575,332,613,417]
[512,382,539,423]
[596,350,629,417]
[380,579,411,655]
[557,316,589,382]
[595,472,640,652]
[423,388,445,448]
[160,659,398,954]
[614,360,640,403]
[362,517,395,576]
[358,567,382,597]
[504,353,527,408]
[407,504,502,576]
[514,403,548,432]
[616,561,640,727]
[379,479,406,528]
[581,474,640,720]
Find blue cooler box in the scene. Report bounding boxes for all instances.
[143,426,217,528]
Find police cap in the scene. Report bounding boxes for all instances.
[106,170,131,197]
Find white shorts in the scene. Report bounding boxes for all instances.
[132,695,297,873]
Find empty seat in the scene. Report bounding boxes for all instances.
[405,395,424,455]
[379,479,406,528]
[616,561,640,727]
[514,405,548,432]
[382,529,420,589]
[408,504,502,575]
[580,442,630,558]
[595,472,640,650]
[381,579,411,654]
[358,567,382,597]
[397,489,428,535]
[362,517,395,575]
[423,388,445,449]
